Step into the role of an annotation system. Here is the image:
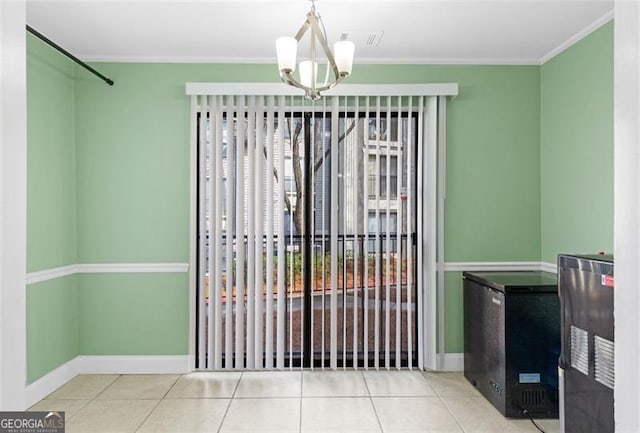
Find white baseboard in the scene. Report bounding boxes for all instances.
[439,353,464,372]
[24,355,191,409]
[77,355,191,375]
[25,357,82,408]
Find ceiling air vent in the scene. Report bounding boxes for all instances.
[340,31,384,47]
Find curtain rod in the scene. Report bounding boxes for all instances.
[26,25,114,86]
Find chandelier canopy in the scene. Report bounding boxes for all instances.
[275,1,355,100]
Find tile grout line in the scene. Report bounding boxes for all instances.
[133,374,182,433]
[299,370,304,433]
[216,371,244,433]
[45,374,122,426]
[66,399,91,421]
[437,393,469,433]
[361,370,385,432]
[92,374,122,400]
[421,371,478,433]
[133,399,163,433]
[53,370,489,432]
[160,374,182,399]
[420,371,443,398]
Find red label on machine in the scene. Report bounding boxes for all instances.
[601,275,614,287]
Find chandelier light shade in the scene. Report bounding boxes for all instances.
[275,1,355,100]
[276,37,298,72]
[334,40,355,75]
[298,60,318,88]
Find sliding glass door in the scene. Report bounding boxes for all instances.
[195,95,418,370]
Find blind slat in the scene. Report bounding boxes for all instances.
[374,96,381,370]
[330,96,339,370]
[197,94,207,370]
[246,96,256,370]
[265,96,275,369]
[224,96,235,369]
[234,96,246,369]
[363,96,370,370]
[255,96,265,369]
[321,99,328,370]
[407,96,414,370]
[209,95,220,370]
[417,96,425,370]
[288,96,295,369]
[352,97,360,369]
[276,96,286,370]
[385,96,392,370]
[395,95,403,370]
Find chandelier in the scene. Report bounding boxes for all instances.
[276,1,355,100]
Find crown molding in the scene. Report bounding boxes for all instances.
[540,9,614,65]
[80,55,540,66]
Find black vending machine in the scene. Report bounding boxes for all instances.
[463,271,560,418]
[557,254,614,433]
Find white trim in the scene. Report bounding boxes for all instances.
[26,261,557,286]
[185,82,459,97]
[443,261,542,272]
[26,264,77,285]
[540,261,558,274]
[436,96,447,371]
[25,263,190,285]
[71,9,615,67]
[0,0,27,411]
[439,353,464,372]
[77,263,189,274]
[540,10,614,64]
[25,357,82,408]
[81,55,541,65]
[423,96,439,371]
[614,2,640,429]
[76,355,190,375]
[24,355,191,408]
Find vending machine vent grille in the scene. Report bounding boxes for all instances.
[570,325,589,376]
[594,335,615,389]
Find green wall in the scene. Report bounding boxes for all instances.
[78,274,188,355]
[73,63,540,356]
[442,23,614,352]
[26,21,613,374]
[354,66,543,262]
[75,64,541,262]
[357,66,541,353]
[27,276,78,383]
[26,34,79,383]
[541,22,614,263]
[27,35,77,272]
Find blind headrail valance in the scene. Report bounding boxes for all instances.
[185,82,458,97]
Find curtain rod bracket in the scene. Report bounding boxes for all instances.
[26,25,114,86]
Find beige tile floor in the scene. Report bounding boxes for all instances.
[29,371,560,433]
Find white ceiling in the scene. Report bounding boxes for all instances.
[26,0,614,65]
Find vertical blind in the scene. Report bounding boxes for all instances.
[189,84,456,371]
